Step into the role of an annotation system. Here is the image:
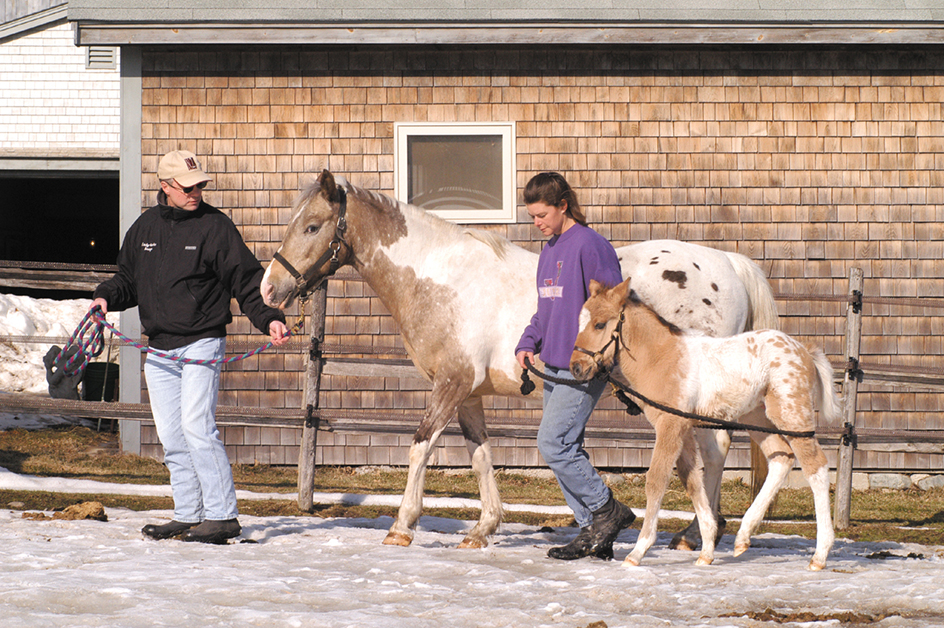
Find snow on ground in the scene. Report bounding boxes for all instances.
[3,294,944,627]
[1,484,943,628]
[2,436,943,627]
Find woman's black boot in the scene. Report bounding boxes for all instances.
[589,495,636,553]
[548,527,615,560]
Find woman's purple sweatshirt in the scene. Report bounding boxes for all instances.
[516,224,623,370]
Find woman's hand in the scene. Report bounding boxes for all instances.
[516,350,535,370]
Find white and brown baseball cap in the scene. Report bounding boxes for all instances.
[157,150,212,187]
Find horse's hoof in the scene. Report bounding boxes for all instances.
[733,542,750,557]
[808,560,826,571]
[457,537,487,549]
[669,538,697,552]
[695,555,714,566]
[622,556,641,568]
[382,532,413,547]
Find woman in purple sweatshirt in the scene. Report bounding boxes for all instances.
[515,172,636,561]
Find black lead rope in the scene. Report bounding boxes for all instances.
[520,358,642,416]
[520,357,815,439]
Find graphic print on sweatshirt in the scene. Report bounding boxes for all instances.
[539,261,564,300]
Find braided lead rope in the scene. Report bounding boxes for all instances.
[61,307,304,378]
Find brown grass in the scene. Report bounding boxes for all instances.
[1,425,942,546]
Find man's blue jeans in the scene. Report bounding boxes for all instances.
[144,337,238,523]
[536,365,611,529]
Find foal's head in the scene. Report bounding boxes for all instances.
[570,279,631,381]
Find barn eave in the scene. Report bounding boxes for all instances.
[71,21,944,47]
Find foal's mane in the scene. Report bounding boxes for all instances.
[626,288,685,336]
[301,174,514,261]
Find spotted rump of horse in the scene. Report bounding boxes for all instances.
[571,278,839,570]
[260,170,779,551]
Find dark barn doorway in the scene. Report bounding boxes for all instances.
[0,172,119,298]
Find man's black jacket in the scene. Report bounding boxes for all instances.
[94,194,285,350]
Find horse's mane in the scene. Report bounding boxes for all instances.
[293,178,322,213]
[463,229,511,261]
[309,175,515,262]
[627,288,684,336]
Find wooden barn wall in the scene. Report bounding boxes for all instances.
[137,45,944,473]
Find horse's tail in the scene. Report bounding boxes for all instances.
[724,251,780,331]
[811,348,842,424]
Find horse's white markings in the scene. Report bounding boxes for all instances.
[578,307,590,333]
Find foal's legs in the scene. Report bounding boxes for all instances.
[383,372,472,547]
[733,421,834,570]
[789,437,835,571]
[674,429,718,566]
[456,397,503,549]
[670,428,730,551]
[733,433,794,557]
[625,413,688,567]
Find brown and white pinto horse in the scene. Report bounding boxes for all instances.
[260,170,779,550]
[571,278,839,570]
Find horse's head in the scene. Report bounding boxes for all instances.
[261,169,353,309]
[570,278,631,381]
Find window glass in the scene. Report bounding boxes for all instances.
[395,123,516,223]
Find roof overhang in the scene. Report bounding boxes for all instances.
[0,4,67,43]
[72,21,944,47]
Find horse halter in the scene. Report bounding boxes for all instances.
[573,310,625,378]
[272,186,349,301]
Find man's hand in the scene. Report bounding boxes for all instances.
[269,320,290,346]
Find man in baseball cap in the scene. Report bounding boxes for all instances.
[91,149,289,544]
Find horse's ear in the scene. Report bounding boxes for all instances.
[589,279,605,296]
[318,169,338,201]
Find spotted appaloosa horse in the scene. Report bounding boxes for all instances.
[260,170,779,550]
[571,278,839,570]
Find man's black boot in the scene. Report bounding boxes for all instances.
[142,520,199,540]
[181,518,242,544]
[589,495,636,553]
[548,527,615,561]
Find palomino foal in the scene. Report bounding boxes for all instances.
[571,279,839,570]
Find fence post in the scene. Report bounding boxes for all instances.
[833,267,863,529]
[297,282,328,512]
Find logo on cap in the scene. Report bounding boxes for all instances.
[185,157,198,171]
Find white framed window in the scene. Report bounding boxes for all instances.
[394,122,516,224]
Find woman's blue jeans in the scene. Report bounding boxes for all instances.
[536,365,611,529]
[144,337,238,523]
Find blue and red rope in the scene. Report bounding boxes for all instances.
[60,306,303,378]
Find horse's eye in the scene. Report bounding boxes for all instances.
[305,224,321,235]
[594,322,607,330]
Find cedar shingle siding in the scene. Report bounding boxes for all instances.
[134,45,944,472]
